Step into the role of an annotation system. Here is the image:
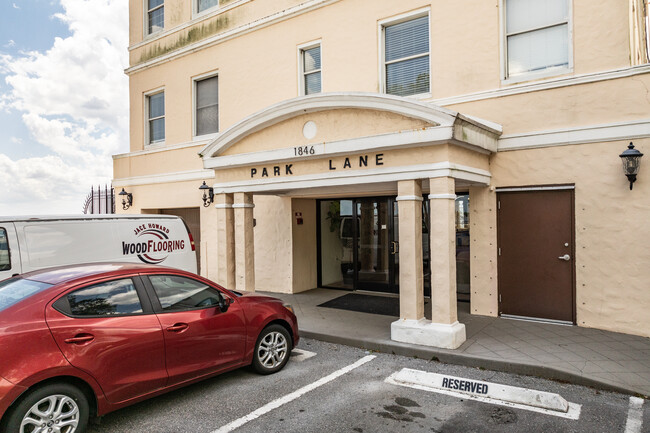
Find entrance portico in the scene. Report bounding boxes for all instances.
[199,93,501,349]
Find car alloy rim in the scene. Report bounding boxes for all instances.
[258,331,288,369]
[20,394,79,433]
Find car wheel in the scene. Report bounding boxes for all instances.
[252,324,292,375]
[3,383,89,433]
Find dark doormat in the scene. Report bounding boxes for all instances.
[318,293,403,317]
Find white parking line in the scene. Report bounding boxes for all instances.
[211,355,376,433]
[624,397,645,433]
[385,369,581,420]
[290,348,317,362]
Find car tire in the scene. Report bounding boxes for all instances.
[3,382,89,433]
[252,324,292,375]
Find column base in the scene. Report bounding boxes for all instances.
[391,318,466,349]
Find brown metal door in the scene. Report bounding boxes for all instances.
[497,189,575,322]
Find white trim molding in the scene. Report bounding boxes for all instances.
[498,119,650,151]
[113,169,215,187]
[209,162,491,194]
[496,185,575,192]
[232,203,255,208]
[214,203,234,209]
[395,195,424,201]
[113,140,210,160]
[200,92,502,164]
[434,64,650,106]
[429,194,457,200]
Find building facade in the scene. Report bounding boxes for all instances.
[114,0,650,347]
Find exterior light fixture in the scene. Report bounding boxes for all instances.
[199,181,214,207]
[619,142,644,190]
[118,188,133,210]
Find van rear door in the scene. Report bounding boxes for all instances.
[0,224,21,281]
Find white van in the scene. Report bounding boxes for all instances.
[0,215,197,281]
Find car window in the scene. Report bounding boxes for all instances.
[148,275,223,312]
[0,278,53,312]
[66,278,143,316]
[0,228,10,271]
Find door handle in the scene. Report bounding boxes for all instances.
[390,241,399,255]
[166,323,189,333]
[64,334,94,345]
[558,254,571,261]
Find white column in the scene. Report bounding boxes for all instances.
[234,192,255,292]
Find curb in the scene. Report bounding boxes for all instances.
[301,330,649,399]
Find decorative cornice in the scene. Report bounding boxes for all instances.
[433,64,650,106]
[126,0,342,75]
[200,92,501,164]
[113,169,214,187]
[498,119,650,151]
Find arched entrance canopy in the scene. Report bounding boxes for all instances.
[199,92,502,195]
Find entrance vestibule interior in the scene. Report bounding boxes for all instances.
[317,194,470,300]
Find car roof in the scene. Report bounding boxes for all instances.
[0,214,180,223]
[20,263,181,285]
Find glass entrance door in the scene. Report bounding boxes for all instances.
[355,198,398,293]
[318,197,398,294]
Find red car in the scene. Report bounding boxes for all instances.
[0,263,299,433]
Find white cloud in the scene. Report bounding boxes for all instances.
[4,40,16,48]
[0,0,129,216]
[12,3,20,9]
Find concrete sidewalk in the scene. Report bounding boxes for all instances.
[262,288,650,397]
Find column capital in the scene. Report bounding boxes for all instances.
[395,195,424,202]
[429,194,457,200]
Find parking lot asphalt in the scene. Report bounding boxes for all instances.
[88,339,647,433]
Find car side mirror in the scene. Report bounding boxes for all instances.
[218,296,232,313]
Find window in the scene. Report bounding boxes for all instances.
[0,228,10,271]
[147,91,165,144]
[197,0,219,14]
[300,44,321,95]
[504,0,570,79]
[64,279,143,316]
[195,75,219,136]
[383,15,430,97]
[149,275,223,312]
[147,0,164,35]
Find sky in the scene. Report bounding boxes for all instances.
[0,0,129,215]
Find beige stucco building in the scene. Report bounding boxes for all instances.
[114,0,650,347]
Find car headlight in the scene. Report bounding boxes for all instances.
[283,303,295,314]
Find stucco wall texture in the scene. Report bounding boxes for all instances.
[489,140,650,337]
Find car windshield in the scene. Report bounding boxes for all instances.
[0,277,53,312]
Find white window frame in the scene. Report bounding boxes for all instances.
[144,87,165,147]
[192,0,219,18]
[144,0,164,37]
[192,71,220,140]
[378,8,431,99]
[500,0,573,84]
[297,39,322,96]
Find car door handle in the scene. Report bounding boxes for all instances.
[64,334,95,345]
[166,323,189,333]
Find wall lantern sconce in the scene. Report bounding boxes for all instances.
[619,142,644,190]
[118,188,133,210]
[199,181,214,207]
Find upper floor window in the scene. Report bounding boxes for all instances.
[504,0,571,80]
[197,0,219,14]
[300,44,321,95]
[147,0,164,35]
[383,15,430,97]
[147,91,165,144]
[195,75,219,136]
